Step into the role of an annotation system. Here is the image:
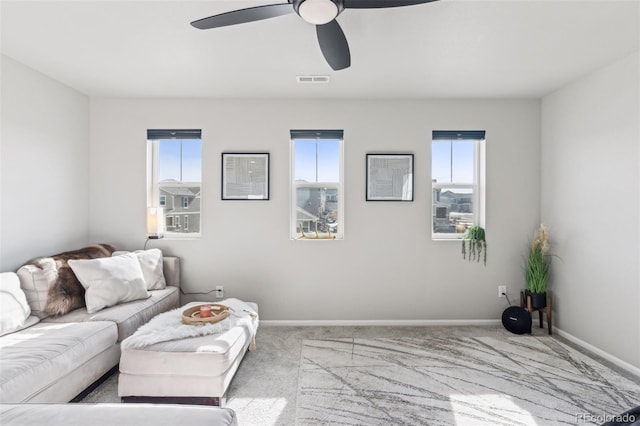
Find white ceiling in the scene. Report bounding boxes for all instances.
[1,0,638,99]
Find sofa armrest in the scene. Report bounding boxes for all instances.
[162,257,180,289]
[0,403,238,426]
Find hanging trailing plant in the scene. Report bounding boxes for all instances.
[461,225,487,265]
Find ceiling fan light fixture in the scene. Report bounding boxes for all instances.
[298,0,339,25]
[191,0,439,71]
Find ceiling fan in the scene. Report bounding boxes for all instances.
[191,0,439,71]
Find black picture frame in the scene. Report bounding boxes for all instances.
[366,153,414,201]
[221,153,270,200]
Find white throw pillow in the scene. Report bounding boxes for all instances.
[68,253,150,314]
[112,249,166,290]
[16,258,57,319]
[0,272,32,335]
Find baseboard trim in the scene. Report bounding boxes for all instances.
[554,327,640,379]
[260,319,501,327]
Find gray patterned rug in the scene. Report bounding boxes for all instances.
[296,336,640,425]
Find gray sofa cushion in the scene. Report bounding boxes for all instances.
[39,256,180,341]
[0,321,117,403]
[42,287,179,341]
[0,403,238,426]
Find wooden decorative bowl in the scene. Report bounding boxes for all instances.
[182,304,229,325]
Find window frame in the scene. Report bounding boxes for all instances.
[290,133,344,240]
[147,132,202,239]
[431,135,485,240]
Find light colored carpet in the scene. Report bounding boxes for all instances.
[296,336,640,425]
[80,326,640,425]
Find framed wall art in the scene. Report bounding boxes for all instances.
[366,153,414,201]
[221,153,270,200]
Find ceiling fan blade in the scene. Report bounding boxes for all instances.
[343,0,438,9]
[316,20,351,71]
[191,3,293,30]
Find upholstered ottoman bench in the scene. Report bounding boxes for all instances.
[118,299,258,407]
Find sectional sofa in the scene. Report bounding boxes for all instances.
[0,251,181,403]
[1,247,243,425]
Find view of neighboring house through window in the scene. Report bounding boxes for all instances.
[147,129,202,236]
[291,130,344,240]
[431,130,485,239]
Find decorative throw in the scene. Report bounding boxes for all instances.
[121,298,259,350]
[24,244,115,316]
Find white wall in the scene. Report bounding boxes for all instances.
[90,98,541,321]
[541,52,640,369]
[0,55,90,271]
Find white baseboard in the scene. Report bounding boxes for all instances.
[260,319,501,327]
[555,327,640,379]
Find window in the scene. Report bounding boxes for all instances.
[290,130,344,240]
[147,129,202,236]
[184,215,189,231]
[431,130,485,239]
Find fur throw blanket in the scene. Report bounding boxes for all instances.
[25,244,115,316]
[121,298,259,350]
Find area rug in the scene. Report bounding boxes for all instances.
[296,337,640,425]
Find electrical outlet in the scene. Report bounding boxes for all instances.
[215,285,224,299]
[498,285,507,298]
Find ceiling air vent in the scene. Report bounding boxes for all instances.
[296,75,330,84]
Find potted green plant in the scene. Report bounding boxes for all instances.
[461,225,486,266]
[525,224,550,309]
